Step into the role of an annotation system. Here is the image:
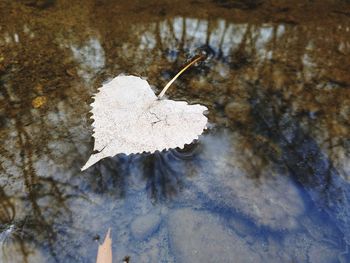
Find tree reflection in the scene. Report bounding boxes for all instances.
[142,147,199,201]
[0,0,349,261]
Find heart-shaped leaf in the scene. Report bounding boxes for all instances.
[82,75,208,170]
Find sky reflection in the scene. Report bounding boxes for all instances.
[0,0,350,262]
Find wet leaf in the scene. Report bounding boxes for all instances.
[31,96,47,108]
[82,75,208,170]
[96,228,112,263]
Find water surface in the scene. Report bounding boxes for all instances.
[0,0,350,262]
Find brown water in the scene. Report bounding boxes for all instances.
[1,0,350,262]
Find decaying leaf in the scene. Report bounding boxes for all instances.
[82,75,208,170]
[96,228,112,263]
[32,96,47,108]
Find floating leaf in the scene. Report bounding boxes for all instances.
[82,75,208,170]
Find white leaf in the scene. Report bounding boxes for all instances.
[82,75,208,170]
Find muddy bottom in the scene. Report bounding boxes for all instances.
[0,0,350,262]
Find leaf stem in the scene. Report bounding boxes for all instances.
[157,55,204,99]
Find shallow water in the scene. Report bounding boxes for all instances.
[0,0,350,262]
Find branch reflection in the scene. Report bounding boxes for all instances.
[0,0,349,261]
